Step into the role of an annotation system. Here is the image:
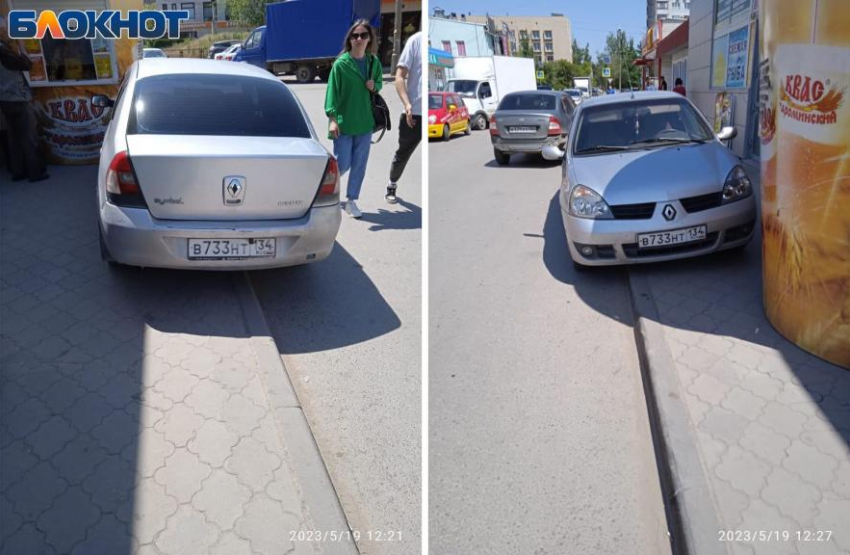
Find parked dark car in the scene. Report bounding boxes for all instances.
[208,40,242,59]
[489,91,575,166]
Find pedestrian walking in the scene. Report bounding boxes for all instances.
[324,19,382,219]
[660,76,668,91]
[386,31,421,204]
[672,77,687,96]
[0,15,48,183]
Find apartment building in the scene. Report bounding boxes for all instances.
[646,0,691,31]
[466,13,572,64]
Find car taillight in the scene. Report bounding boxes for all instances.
[548,116,562,136]
[105,151,147,207]
[489,115,499,136]
[313,157,339,207]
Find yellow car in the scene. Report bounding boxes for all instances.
[428,92,471,141]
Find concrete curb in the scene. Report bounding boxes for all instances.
[233,272,360,555]
[628,269,727,555]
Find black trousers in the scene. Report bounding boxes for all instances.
[0,101,44,180]
[389,114,421,185]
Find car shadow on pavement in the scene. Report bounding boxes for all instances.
[539,192,635,326]
[540,190,849,449]
[248,242,401,355]
[1,167,296,554]
[483,153,562,169]
[359,199,421,231]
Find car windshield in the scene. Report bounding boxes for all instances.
[128,74,311,137]
[498,93,556,111]
[429,94,444,110]
[444,80,478,98]
[565,90,581,98]
[573,99,714,154]
[144,50,165,58]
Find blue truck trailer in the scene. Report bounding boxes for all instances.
[234,0,381,82]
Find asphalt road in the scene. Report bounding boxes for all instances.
[429,129,672,555]
[250,79,421,555]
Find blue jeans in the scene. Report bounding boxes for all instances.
[333,133,372,201]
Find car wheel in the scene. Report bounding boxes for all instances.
[464,120,472,135]
[494,149,510,166]
[474,113,488,130]
[442,124,451,141]
[295,64,316,83]
[318,67,331,82]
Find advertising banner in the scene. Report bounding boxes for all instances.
[4,0,143,165]
[726,26,749,88]
[711,33,729,88]
[759,0,850,368]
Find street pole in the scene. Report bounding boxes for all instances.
[390,0,403,71]
[617,29,622,91]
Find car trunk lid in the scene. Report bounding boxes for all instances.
[126,135,328,221]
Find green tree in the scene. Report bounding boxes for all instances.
[227,0,271,27]
[605,30,642,90]
[541,60,576,90]
[570,39,591,66]
[518,36,534,59]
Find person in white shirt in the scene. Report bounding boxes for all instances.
[386,31,421,204]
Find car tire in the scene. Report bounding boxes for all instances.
[474,113,488,130]
[494,149,510,166]
[295,64,316,83]
[442,124,451,141]
[464,120,472,135]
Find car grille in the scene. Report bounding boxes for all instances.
[680,192,723,213]
[622,232,719,258]
[610,202,656,220]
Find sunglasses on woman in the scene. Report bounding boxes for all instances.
[350,32,370,41]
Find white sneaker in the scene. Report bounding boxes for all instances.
[345,200,362,218]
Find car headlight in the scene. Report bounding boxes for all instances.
[722,166,752,203]
[569,185,613,219]
[428,115,437,124]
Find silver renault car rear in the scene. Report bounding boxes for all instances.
[95,58,340,270]
[543,91,757,267]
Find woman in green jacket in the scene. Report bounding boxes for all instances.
[324,19,382,219]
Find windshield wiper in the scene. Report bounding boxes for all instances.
[630,137,707,146]
[576,145,630,153]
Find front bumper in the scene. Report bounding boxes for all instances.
[562,193,757,266]
[492,135,564,153]
[428,123,445,138]
[100,202,341,270]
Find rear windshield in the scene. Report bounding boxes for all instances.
[498,94,557,111]
[127,74,311,137]
[429,94,443,110]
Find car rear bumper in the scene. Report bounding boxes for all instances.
[100,202,341,270]
[492,135,564,153]
[563,193,757,266]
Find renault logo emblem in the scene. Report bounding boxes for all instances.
[662,204,677,221]
[223,176,245,205]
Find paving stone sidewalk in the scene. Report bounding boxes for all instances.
[631,167,850,555]
[1,166,353,554]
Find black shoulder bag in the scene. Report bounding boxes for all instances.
[367,55,391,143]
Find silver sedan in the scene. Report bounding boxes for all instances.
[490,90,575,165]
[94,58,340,270]
[543,91,757,267]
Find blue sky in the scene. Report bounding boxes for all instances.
[429,0,647,57]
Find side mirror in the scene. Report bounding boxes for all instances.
[91,95,114,108]
[717,126,737,141]
[448,104,457,111]
[542,145,565,160]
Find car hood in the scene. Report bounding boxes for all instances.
[571,142,738,205]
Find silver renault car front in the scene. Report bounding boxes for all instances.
[543,91,757,267]
[94,58,340,270]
